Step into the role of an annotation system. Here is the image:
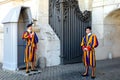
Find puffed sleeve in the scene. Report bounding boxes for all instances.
[22,31,30,40]
[92,34,98,48]
[81,37,86,50]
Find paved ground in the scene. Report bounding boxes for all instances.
[0,58,120,80]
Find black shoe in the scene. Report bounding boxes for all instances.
[81,73,89,77]
[91,76,96,79]
[26,71,30,73]
[31,69,38,71]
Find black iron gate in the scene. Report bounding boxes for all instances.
[49,0,91,64]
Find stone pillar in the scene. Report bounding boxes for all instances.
[92,0,105,60]
[2,23,18,71]
[36,0,60,67]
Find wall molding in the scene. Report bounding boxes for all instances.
[0,0,30,5]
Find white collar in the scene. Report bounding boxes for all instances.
[27,29,32,33]
[87,33,92,36]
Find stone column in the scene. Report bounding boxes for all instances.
[35,0,60,67]
[92,0,105,60]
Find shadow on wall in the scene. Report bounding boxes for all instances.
[104,8,120,58]
[36,57,46,69]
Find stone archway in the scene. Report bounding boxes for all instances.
[104,9,120,58]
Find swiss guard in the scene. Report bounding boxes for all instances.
[22,23,39,73]
[81,26,98,79]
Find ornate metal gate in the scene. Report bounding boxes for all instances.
[49,0,91,64]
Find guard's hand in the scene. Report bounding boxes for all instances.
[84,48,88,51]
[32,32,34,35]
[83,48,86,51]
[29,34,32,38]
[28,35,31,38]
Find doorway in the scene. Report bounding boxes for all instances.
[17,7,32,69]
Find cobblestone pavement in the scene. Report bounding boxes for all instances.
[0,58,120,80]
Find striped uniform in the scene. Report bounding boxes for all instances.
[81,34,98,67]
[22,31,38,63]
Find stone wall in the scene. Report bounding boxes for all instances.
[78,0,93,11]
[92,0,120,60]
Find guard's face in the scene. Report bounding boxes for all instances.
[28,26,32,31]
[86,29,91,34]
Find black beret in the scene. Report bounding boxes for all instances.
[85,26,91,30]
[27,22,33,28]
